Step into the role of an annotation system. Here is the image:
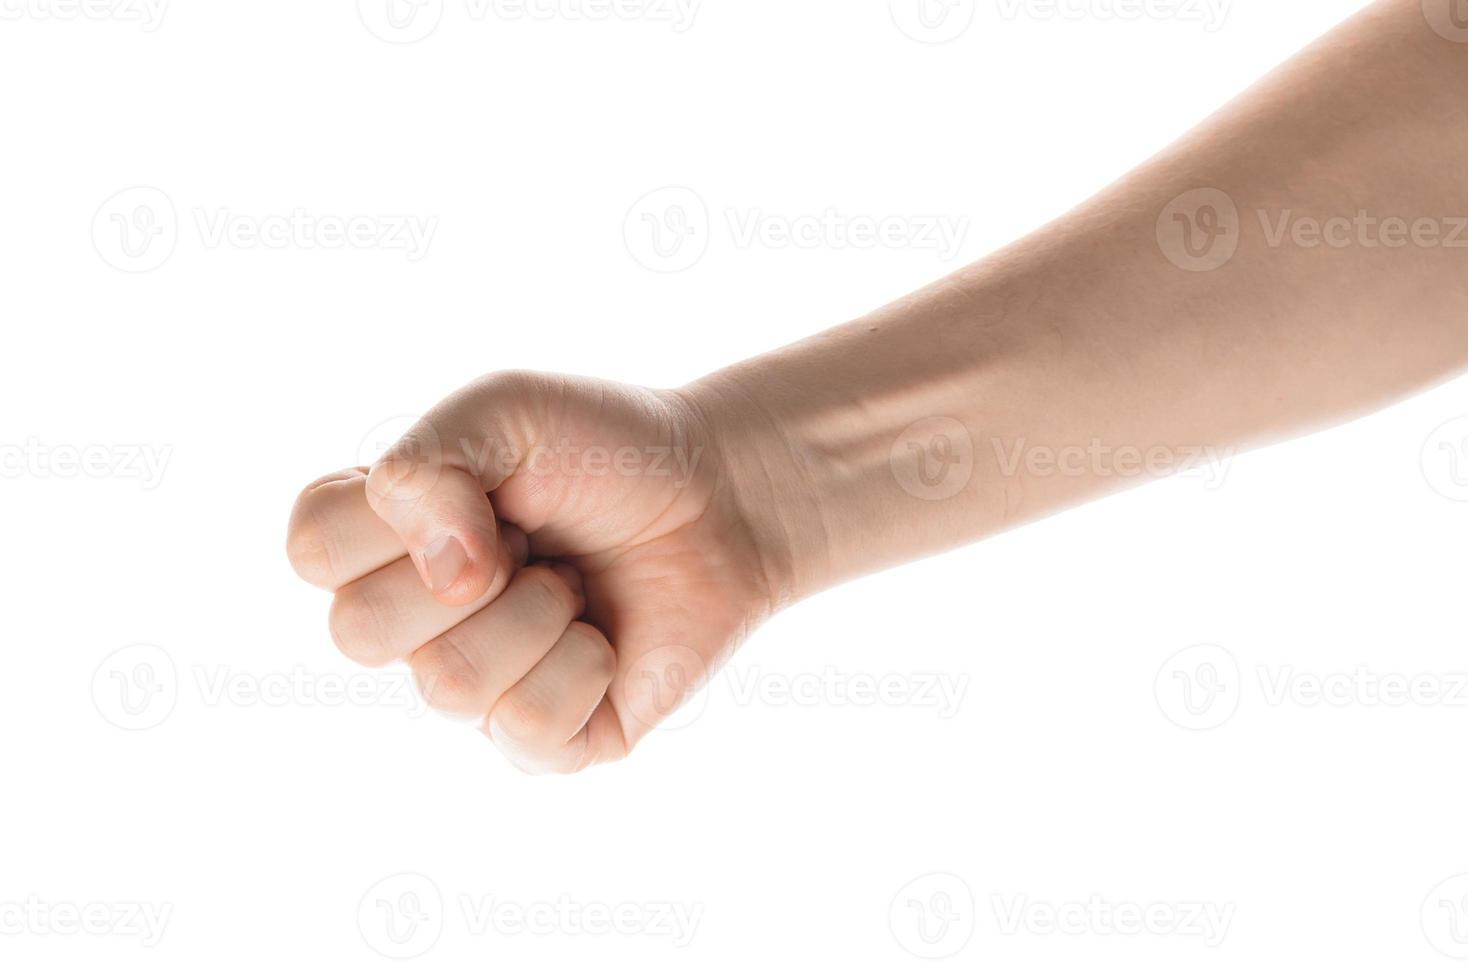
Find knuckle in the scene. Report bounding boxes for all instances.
[565,622,617,681]
[517,565,578,619]
[327,585,392,666]
[411,636,483,718]
[474,368,541,394]
[364,432,445,513]
[542,736,591,776]
[286,489,334,587]
[488,693,554,749]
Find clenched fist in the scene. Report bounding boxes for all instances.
[287,371,787,774]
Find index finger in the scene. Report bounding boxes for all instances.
[287,468,407,591]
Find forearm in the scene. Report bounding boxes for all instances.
[687,0,1468,603]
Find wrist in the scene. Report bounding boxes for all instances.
[679,306,1015,604]
[672,371,830,611]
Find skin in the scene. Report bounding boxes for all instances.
[287,0,1468,773]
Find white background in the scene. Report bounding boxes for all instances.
[5,0,1468,976]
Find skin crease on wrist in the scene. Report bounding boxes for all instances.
[289,0,1468,772]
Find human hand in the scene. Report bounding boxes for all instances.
[286,371,787,773]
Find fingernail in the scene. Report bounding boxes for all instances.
[422,535,468,594]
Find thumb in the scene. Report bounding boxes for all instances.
[363,377,534,605]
